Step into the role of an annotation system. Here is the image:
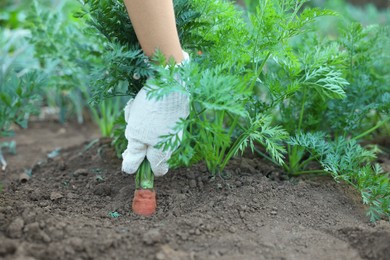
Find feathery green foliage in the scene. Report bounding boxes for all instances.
[0,28,43,135]
[26,0,104,123]
[79,0,202,104]
[149,55,287,174]
[325,23,390,137]
[5,0,387,221]
[289,132,389,221]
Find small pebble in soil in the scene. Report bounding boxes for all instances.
[187,171,195,179]
[229,226,237,233]
[93,183,112,196]
[39,201,49,207]
[156,252,165,260]
[24,222,40,234]
[67,192,78,199]
[23,223,49,243]
[73,168,89,177]
[68,237,84,252]
[58,160,67,171]
[189,180,197,188]
[142,228,162,245]
[0,239,17,256]
[39,221,46,229]
[7,217,24,239]
[156,245,189,260]
[41,231,51,243]
[50,191,63,201]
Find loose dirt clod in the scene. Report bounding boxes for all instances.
[68,237,85,252]
[142,228,162,245]
[93,183,112,196]
[1,124,390,260]
[189,179,197,188]
[155,245,190,260]
[50,191,63,201]
[0,238,17,257]
[7,217,24,239]
[73,168,89,177]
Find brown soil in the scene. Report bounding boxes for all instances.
[348,0,389,8]
[1,121,389,260]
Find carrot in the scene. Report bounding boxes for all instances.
[132,160,156,216]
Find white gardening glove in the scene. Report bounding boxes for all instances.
[121,51,190,176]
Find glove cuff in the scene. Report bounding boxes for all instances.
[180,50,190,65]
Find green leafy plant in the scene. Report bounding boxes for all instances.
[0,26,44,170]
[89,97,122,137]
[75,0,389,220]
[108,211,121,218]
[264,39,350,173]
[111,0,331,175]
[27,0,104,123]
[0,27,43,135]
[149,56,287,175]
[325,23,390,138]
[289,133,389,221]
[135,160,154,190]
[80,0,336,172]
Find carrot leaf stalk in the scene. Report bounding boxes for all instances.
[135,159,154,190]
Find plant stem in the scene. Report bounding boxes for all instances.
[298,154,321,169]
[353,116,390,141]
[217,114,238,170]
[290,169,328,176]
[250,51,271,91]
[253,147,278,165]
[227,111,246,131]
[298,86,307,132]
[220,128,251,172]
[135,159,154,190]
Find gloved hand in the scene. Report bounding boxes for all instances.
[121,51,190,176]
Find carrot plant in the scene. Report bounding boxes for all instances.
[135,160,154,190]
[70,0,389,220]
[289,133,389,221]
[148,56,287,175]
[326,23,390,138]
[89,98,122,137]
[248,1,390,220]
[79,0,204,199]
[80,0,341,172]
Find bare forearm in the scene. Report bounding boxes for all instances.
[123,0,184,63]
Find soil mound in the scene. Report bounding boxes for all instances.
[1,133,390,260]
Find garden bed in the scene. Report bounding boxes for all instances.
[1,121,389,260]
